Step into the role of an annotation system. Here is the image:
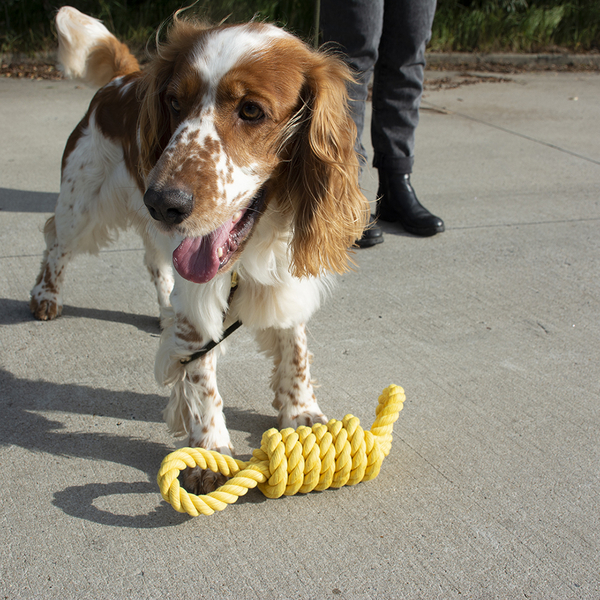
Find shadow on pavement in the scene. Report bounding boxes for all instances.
[0,297,161,335]
[0,369,271,527]
[0,187,57,212]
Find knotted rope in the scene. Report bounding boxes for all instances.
[157,384,405,516]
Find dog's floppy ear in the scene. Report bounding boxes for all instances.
[138,78,170,181]
[279,51,369,278]
[138,55,173,180]
[138,18,209,179]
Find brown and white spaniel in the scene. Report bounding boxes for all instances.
[31,7,368,493]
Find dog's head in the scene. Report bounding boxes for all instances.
[138,18,368,283]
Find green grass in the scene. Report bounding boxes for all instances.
[1,0,598,55]
[431,0,600,52]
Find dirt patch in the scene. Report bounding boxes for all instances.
[428,61,599,74]
[424,72,514,91]
[1,62,63,80]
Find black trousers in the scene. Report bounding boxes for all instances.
[321,0,437,174]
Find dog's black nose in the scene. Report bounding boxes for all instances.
[143,187,194,226]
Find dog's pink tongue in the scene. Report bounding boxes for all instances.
[172,219,233,283]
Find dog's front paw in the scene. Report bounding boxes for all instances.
[30,296,62,321]
[278,409,328,430]
[180,466,228,495]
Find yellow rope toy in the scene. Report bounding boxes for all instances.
[157,384,405,516]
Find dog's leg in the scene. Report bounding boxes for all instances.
[30,198,118,320]
[31,129,137,321]
[258,323,328,429]
[30,216,72,320]
[181,351,232,494]
[142,235,174,326]
[159,316,232,494]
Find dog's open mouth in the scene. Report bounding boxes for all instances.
[172,188,266,284]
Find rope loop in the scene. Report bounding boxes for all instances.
[157,384,405,516]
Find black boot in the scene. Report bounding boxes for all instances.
[356,215,384,248]
[376,171,444,237]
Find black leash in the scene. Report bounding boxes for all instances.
[180,319,243,364]
[180,272,242,365]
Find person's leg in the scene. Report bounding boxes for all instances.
[320,0,384,167]
[371,0,435,172]
[373,0,444,236]
[321,0,385,247]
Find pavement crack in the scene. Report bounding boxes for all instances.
[449,216,600,231]
[537,322,550,334]
[421,100,600,166]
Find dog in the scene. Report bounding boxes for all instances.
[30,6,368,493]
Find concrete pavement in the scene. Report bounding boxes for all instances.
[1,70,599,599]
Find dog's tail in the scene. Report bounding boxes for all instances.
[55,6,140,87]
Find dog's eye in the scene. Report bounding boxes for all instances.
[239,102,264,122]
[168,97,181,115]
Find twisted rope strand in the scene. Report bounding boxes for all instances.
[157,384,405,516]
